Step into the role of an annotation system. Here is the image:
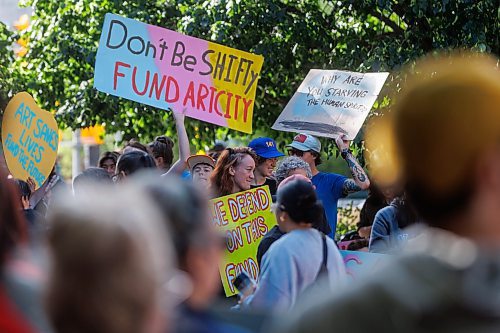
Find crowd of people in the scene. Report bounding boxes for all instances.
[1,52,500,332]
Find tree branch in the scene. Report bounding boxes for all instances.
[370,10,405,35]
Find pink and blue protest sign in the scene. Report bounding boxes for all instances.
[94,13,264,133]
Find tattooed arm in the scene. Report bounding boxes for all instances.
[335,135,370,195]
[342,154,370,195]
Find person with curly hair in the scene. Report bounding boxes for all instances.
[274,156,312,186]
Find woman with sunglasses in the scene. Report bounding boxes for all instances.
[209,147,258,198]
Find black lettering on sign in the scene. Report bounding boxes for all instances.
[200,50,215,75]
[127,36,145,55]
[171,41,186,66]
[106,19,128,49]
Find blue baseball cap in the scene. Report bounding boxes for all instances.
[248,137,285,159]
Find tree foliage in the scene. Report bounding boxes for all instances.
[1,0,498,152]
[0,22,15,110]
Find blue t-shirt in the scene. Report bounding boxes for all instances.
[312,172,347,238]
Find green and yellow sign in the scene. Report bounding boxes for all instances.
[211,186,277,296]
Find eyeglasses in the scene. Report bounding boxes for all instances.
[288,148,311,157]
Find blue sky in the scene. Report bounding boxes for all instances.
[0,0,32,29]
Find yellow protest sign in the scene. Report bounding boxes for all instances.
[211,186,277,297]
[81,124,105,145]
[1,92,59,189]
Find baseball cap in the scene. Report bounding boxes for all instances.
[248,137,285,159]
[287,133,321,153]
[186,155,215,171]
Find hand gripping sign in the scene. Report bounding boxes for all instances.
[211,186,277,297]
[1,92,59,189]
[272,69,389,140]
[94,13,264,134]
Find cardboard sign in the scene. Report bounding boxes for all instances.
[94,13,264,134]
[1,92,59,189]
[272,69,389,140]
[340,250,389,281]
[211,186,277,296]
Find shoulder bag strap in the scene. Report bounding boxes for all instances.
[315,233,329,281]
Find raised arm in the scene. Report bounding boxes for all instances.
[335,135,370,195]
[163,110,191,176]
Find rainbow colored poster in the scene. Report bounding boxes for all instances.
[94,13,264,133]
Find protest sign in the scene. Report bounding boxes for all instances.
[94,13,264,134]
[1,92,59,189]
[211,186,277,296]
[272,69,389,140]
[340,250,389,282]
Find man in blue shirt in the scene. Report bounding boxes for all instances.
[287,133,370,238]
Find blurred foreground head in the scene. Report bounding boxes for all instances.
[133,174,223,309]
[367,52,500,237]
[46,183,174,333]
[72,167,112,196]
[0,168,27,266]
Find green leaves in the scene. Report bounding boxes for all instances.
[1,0,497,151]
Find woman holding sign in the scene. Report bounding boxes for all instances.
[209,147,258,198]
[152,110,192,176]
[243,179,346,312]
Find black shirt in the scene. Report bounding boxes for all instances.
[256,225,285,267]
[251,178,277,196]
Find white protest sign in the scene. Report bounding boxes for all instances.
[272,69,389,140]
